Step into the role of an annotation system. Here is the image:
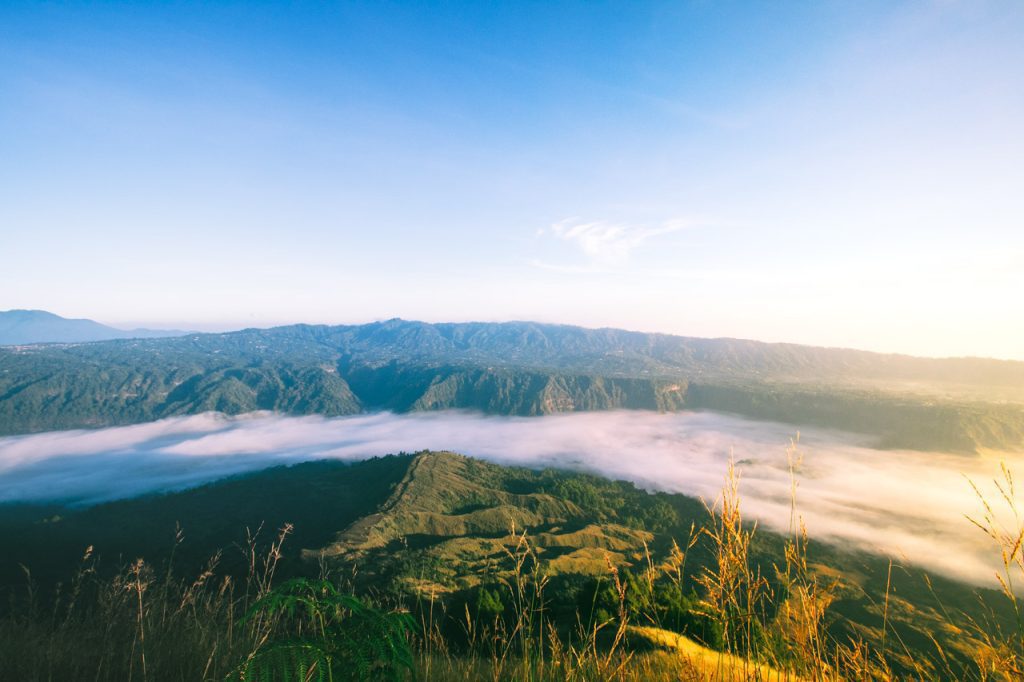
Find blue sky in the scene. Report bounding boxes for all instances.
[1,1,1022,359]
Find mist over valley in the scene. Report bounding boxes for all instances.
[1,409,1015,588]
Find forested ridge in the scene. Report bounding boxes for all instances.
[2,319,1022,452]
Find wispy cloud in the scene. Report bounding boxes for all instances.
[539,217,689,266]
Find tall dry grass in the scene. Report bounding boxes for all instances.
[965,463,1024,679]
[0,523,294,680]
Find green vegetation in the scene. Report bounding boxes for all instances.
[0,454,414,588]
[2,319,1023,452]
[2,450,1022,679]
[237,579,414,681]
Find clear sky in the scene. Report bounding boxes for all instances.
[1,1,1021,359]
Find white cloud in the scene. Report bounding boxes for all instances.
[543,218,689,265]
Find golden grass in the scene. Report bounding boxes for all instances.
[628,625,801,681]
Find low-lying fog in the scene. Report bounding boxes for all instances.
[1,410,1019,588]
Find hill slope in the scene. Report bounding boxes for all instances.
[308,452,659,591]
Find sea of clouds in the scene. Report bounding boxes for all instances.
[0,410,1019,587]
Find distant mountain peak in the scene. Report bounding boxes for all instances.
[0,309,191,346]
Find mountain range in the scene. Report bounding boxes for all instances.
[0,315,1022,452]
